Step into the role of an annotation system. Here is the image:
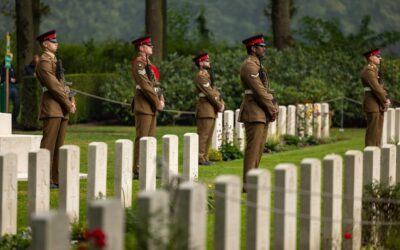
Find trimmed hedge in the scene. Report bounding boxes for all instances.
[20,73,115,129]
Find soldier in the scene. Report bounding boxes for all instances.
[361,48,390,147]
[35,30,76,188]
[192,52,225,165]
[131,36,165,179]
[239,34,278,189]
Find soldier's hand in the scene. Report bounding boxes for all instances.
[219,104,225,112]
[157,100,165,111]
[386,99,391,107]
[70,102,76,114]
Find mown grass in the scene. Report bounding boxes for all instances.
[15,125,365,248]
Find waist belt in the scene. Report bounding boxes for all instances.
[244,89,253,94]
[199,93,206,97]
[136,85,159,92]
[364,87,371,92]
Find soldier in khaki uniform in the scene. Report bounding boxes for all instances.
[131,36,165,179]
[192,53,225,165]
[35,30,76,188]
[239,34,278,188]
[361,48,390,147]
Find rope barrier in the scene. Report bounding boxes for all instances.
[71,88,196,115]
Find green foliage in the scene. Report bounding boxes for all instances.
[208,148,222,161]
[363,183,400,249]
[265,135,283,152]
[219,142,243,161]
[0,227,31,250]
[266,134,337,152]
[283,134,300,145]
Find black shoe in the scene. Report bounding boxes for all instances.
[50,183,59,189]
[199,161,211,166]
[133,173,139,180]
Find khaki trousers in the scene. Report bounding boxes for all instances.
[40,117,68,184]
[243,122,269,184]
[365,112,384,147]
[133,114,156,174]
[197,118,216,163]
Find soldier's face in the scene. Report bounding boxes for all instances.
[43,41,58,53]
[140,44,153,56]
[200,60,211,69]
[255,45,266,58]
[370,55,381,65]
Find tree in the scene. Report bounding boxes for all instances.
[145,0,167,61]
[270,0,295,50]
[32,0,51,53]
[16,0,34,83]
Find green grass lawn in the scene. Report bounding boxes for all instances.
[15,125,365,248]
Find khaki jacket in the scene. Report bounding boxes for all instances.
[239,55,275,123]
[36,52,72,119]
[361,63,387,112]
[195,69,224,118]
[131,56,160,115]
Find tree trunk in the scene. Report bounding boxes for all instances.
[271,0,294,50]
[145,0,167,61]
[32,0,41,54]
[16,0,34,83]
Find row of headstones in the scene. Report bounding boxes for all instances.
[11,143,400,250]
[0,133,200,236]
[211,103,330,151]
[382,107,400,145]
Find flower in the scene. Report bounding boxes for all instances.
[84,228,107,248]
[344,232,352,239]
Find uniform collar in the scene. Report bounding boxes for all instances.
[44,51,56,60]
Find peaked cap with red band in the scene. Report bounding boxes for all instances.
[242,34,266,47]
[192,52,209,63]
[131,36,152,47]
[36,30,57,43]
[363,48,381,58]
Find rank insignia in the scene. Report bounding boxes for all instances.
[138,69,146,75]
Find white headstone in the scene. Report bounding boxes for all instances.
[114,139,133,207]
[211,112,223,149]
[323,154,343,249]
[223,110,235,143]
[59,145,80,222]
[139,137,157,191]
[87,142,107,201]
[31,211,70,250]
[381,144,396,185]
[300,158,321,250]
[363,146,381,185]
[0,113,11,135]
[268,120,277,138]
[183,133,198,182]
[0,153,17,235]
[381,111,388,145]
[274,164,297,250]
[387,108,395,143]
[343,150,363,250]
[176,182,207,250]
[304,103,313,137]
[162,135,179,186]
[313,103,322,138]
[28,149,50,223]
[395,108,400,142]
[321,103,330,138]
[286,105,296,136]
[277,106,287,136]
[397,143,400,183]
[235,109,245,151]
[214,175,241,250]
[246,169,271,250]
[88,199,125,250]
[296,104,305,137]
[137,190,169,250]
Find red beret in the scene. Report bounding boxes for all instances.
[242,34,266,47]
[131,36,152,47]
[363,48,381,58]
[36,30,57,43]
[192,52,209,63]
